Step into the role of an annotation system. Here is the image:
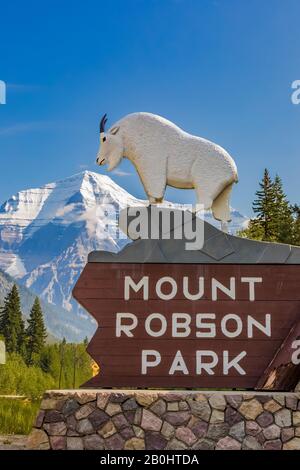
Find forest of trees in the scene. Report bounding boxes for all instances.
[238,168,300,245]
[0,284,93,397]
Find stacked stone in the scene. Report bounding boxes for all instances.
[28,390,300,450]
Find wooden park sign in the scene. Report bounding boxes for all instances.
[73,209,300,391]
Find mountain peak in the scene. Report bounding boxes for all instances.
[54,169,108,185]
[0,170,138,225]
[49,170,139,205]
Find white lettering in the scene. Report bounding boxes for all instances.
[169,350,189,375]
[145,313,167,337]
[241,277,262,301]
[221,314,243,338]
[156,276,177,300]
[124,276,149,300]
[247,314,271,338]
[183,276,204,300]
[116,313,138,337]
[141,350,161,374]
[172,313,191,337]
[196,350,218,375]
[223,350,246,375]
[196,313,216,337]
[212,277,236,300]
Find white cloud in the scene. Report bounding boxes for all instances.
[54,203,122,240]
[55,204,76,219]
[0,121,55,136]
[111,169,133,177]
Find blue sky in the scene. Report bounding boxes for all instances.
[0,0,299,215]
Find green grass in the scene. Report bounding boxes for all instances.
[0,397,40,435]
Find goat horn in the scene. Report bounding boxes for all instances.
[100,114,108,133]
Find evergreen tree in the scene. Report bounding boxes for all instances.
[0,284,25,354]
[237,171,300,246]
[39,346,52,373]
[252,168,277,241]
[39,343,61,377]
[272,175,294,244]
[26,297,47,364]
[237,218,264,241]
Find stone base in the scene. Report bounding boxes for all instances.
[28,390,300,450]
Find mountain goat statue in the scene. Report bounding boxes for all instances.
[96,112,238,231]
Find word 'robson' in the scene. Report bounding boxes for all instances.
[116,312,271,338]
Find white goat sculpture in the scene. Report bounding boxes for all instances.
[96,112,238,230]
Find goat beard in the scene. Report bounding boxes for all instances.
[107,152,123,171]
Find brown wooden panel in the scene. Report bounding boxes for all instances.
[83,375,261,389]
[76,263,300,300]
[77,299,298,341]
[86,339,283,356]
[73,262,300,390]
[74,283,300,301]
[91,355,270,374]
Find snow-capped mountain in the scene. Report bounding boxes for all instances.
[0,172,139,312]
[0,171,248,339]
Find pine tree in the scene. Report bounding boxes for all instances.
[26,297,47,364]
[39,346,52,373]
[252,168,277,241]
[237,218,264,241]
[0,284,25,353]
[237,170,300,246]
[272,175,294,244]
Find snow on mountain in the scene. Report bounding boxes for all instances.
[205,208,249,233]
[0,171,249,339]
[0,171,139,311]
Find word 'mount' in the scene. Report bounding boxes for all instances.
[125,275,263,301]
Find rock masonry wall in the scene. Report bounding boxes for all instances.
[28,390,300,450]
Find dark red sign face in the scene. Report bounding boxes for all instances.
[73,263,300,390]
